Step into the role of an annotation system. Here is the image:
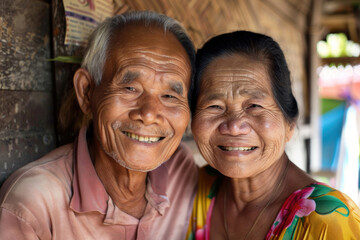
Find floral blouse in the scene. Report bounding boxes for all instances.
[186,166,360,240]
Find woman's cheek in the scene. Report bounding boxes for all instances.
[256,114,288,157]
[192,115,213,140]
[198,143,215,165]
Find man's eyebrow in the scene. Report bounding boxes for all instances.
[169,81,184,95]
[120,71,139,84]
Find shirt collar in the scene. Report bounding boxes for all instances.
[146,165,170,215]
[70,127,170,216]
[70,127,108,214]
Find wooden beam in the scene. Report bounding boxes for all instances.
[321,13,358,42]
[308,0,324,173]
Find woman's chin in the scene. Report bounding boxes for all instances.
[214,162,257,179]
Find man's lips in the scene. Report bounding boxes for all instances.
[218,146,257,151]
[122,131,164,143]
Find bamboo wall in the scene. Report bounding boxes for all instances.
[113,0,312,122]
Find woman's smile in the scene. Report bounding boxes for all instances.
[218,145,257,151]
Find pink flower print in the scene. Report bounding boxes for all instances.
[267,186,316,238]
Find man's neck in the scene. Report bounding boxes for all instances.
[90,140,148,219]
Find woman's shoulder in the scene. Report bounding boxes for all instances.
[305,182,360,221]
[306,182,359,214]
[299,183,360,239]
[287,182,360,221]
[267,182,360,239]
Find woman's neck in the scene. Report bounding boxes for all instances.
[226,154,290,210]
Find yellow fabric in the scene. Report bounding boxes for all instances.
[187,166,360,240]
[288,190,360,240]
[186,167,216,239]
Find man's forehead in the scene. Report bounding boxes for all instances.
[108,23,189,62]
[101,23,191,87]
[113,24,168,47]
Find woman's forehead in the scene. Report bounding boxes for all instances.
[201,55,271,88]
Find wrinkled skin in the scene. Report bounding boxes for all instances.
[191,53,317,240]
[73,24,192,219]
[76,24,192,172]
[192,54,294,179]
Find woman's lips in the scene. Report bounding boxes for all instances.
[218,146,257,151]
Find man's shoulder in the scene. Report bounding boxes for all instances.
[0,143,74,208]
[164,142,197,172]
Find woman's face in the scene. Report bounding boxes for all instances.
[192,54,294,178]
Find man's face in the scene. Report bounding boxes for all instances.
[90,24,192,171]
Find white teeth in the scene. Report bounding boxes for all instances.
[222,146,255,151]
[124,132,161,143]
[131,133,137,140]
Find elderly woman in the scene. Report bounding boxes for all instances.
[187,31,360,240]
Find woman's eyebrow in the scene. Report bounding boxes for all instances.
[237,88,267,99]
[203,92,225,101]
[201,89,267,101]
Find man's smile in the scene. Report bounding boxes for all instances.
[122,131,163,143]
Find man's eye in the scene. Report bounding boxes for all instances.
[125,87,136,92]
[163,94,176,99]
[208,105,222,109]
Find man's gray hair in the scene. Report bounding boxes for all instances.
[81,11,196,87]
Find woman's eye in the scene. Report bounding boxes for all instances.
[248,104,262,109]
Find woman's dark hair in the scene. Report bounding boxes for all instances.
[192,30,298,123]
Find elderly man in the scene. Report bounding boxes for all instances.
[0,11,197,239]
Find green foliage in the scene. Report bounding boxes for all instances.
[47,56,82,64]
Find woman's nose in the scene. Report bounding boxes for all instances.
[218,117,251,135]
[129,95,164,125]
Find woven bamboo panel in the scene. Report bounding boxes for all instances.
[113,0,310,45]
[114,0,259,47]
[113,0,312,121]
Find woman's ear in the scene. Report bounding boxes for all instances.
[286,122,296,142]
[73,68,93,115]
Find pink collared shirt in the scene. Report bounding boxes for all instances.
[0,127,198,239]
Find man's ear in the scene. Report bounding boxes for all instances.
[73,68,93,114]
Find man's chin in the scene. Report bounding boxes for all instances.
[104,148,167,172]
[115,159,163,172]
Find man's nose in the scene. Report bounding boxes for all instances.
[218,116,251,136]
[129,94,164,125]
